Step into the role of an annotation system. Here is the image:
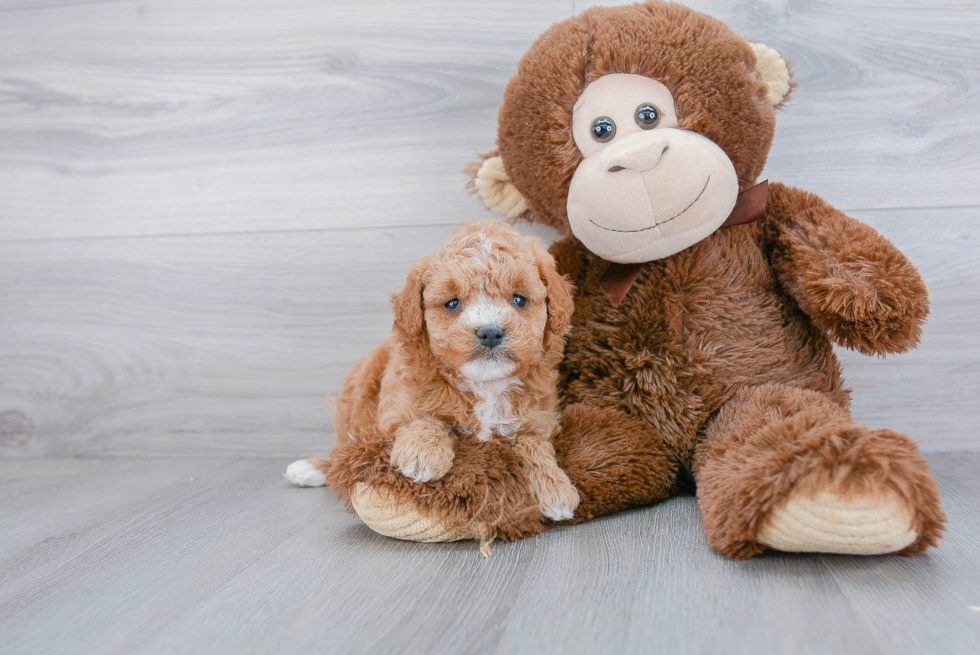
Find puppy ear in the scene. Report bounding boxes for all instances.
[391,257,429,339]
[532,240,574,338]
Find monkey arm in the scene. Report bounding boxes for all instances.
[758,181,928,356]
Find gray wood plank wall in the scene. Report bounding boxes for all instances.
[1,0,978,456]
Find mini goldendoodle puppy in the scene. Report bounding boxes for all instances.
[286,219,580,522]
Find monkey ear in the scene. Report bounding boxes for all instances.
[468,154,529,219]
[749,43,793,107]
[391,257,429,339]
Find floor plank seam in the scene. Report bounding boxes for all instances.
[121,502,337,652]
[1,200,976,246]
[0,459,244,610]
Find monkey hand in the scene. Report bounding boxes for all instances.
[765,185,929,356]
[794,249,928,356]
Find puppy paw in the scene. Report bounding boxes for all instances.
[284,459,326,487]
[533,470,580,521]
[390,435,454,483]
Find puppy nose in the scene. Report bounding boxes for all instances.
[475,325,506,349]
[599,132,670,173]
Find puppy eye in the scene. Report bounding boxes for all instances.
[444,298,461,311]
[635,103,661,129]
[590,117,616,143]
[511,294,527,308]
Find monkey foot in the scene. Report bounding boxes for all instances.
[757,488,917,555]
[350,483,472,543]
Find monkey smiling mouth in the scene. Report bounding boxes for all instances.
[589,175,711,234]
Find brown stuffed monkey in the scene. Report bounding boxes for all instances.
[312,1,946,558]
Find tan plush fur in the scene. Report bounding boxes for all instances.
[326,220,577,539]
[325,1,946,554]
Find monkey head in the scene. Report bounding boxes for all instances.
[473,1,792,264]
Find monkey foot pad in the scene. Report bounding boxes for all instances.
[351,484,917,555]
[758,488,917,555]
[351,483,471,543]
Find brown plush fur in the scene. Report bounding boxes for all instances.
[326,1,945,553]
[497,1,777,234]
[692,383,945,558]
[326,220,577,540]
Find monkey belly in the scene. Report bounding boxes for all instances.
[557,231,848,461]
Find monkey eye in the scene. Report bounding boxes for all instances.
[511,294,527,308]
[635,103,661,129]
[590,117,616,143]
[444,298,461,311]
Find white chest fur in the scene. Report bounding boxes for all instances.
[466,376,521,442]
[458,358,522,441]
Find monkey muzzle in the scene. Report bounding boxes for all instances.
[567,128,739,264]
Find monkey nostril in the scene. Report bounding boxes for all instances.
[604,140,670,173]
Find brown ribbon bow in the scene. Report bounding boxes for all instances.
[598,180,768,307]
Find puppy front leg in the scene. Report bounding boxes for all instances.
[515,434,580,521]
[390,417,456,483]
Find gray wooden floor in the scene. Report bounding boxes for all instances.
[0,452,977,654]
[2,1,979,653]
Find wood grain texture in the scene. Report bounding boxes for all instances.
[0,458,234,600]
[0,0,978,457]
[0,0,978,240]
[0,0,570,240]
[0,454,978,654]
[1,2,977,651]
[0,207,977,456]
[836,207,980,450]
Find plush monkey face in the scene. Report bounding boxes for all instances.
[473,2,791,264]
[567,74,739,263]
